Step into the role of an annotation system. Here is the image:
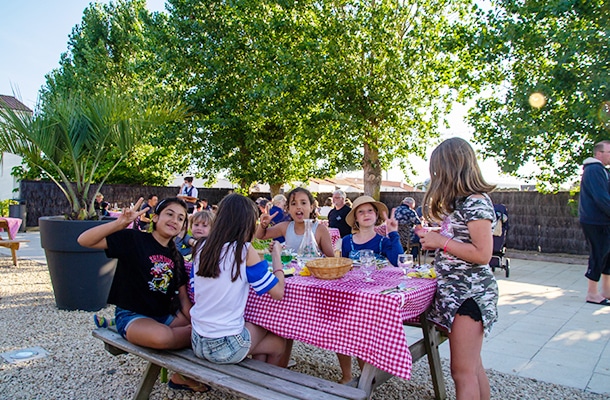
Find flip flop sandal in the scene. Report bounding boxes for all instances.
[586,299,610,306]
[168,375,212,393]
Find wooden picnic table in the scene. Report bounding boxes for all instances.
[245,265,446,399]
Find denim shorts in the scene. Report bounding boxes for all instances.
[115,307,175,339]
[191,327,251,364]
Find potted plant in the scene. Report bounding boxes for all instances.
[0,91,185,311]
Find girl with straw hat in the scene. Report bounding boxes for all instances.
[340,195,403,267]
[337,195,404,384]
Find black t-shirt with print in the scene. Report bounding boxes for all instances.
[105,229,186,317]
[328,205,352,238]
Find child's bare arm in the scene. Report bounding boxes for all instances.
[78,198,147,249]
[266,242,285,300]
[178,285,193,321]
[420,219,493,265]
[316,225,335,257]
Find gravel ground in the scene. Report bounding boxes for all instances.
[1,257,607,400]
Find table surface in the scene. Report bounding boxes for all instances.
[0,217,22,240]
[245,266,437,380]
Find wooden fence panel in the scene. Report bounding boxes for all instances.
[19,182,587,255]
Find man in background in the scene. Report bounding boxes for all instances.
[394,197,422,259]
[579,140,610,306]
[328,189,351,238]
[177,176,198,214]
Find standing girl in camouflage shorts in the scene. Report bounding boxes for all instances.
[418,137,498,400]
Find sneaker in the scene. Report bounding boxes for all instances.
[93,314,115,328]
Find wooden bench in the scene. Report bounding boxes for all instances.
[0,219,29,266]
[92,328,368,400]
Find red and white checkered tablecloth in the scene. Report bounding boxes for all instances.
[244,267,437,380]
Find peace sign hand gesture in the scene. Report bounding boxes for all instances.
[118,198,149,228]
[259,209,278,229]
[384,208,399,233]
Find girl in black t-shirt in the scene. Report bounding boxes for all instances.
[79,197,211,392]
[79,197,192,346]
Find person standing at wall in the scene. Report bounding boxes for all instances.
[177,176,198,214]
[328,190,352,238]
[578,140,610,306]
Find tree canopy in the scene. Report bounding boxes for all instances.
[165,0,484,196]
[468,0,610,189]
[30,0,605,194]
[39,0,192,186]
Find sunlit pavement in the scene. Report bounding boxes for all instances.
[405,256,610,395]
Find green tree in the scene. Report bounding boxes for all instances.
[0,91,185,219]
[467,0,610,189]
[167,0,482,197]
[166,1,343,195]
[311,0,485,198]
[40,0,191,186]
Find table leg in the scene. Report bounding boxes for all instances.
[133,361,161,400]
[420,314,447,400]
[357,363,392,399]
[10,245,18,266]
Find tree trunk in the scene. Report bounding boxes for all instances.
[362,141,382,200]
[269,183,282,198]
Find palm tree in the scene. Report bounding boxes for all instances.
[0,90,185,219]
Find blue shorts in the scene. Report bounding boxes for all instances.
[191,327,251,364]
[115,307,175,339]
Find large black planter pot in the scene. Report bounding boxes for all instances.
[39,216,118,311]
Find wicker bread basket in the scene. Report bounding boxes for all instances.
[305,257,353,280]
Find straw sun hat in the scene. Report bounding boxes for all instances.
[345,195,389,227]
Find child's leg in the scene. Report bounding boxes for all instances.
[277,338,294,368]
[245,321,285,366]
[448,314,489,400]
[126,314,191,350]
[337,353,353,383]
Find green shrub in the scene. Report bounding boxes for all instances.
[0,199,18,217]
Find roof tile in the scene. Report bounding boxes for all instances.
[0,95,33,113]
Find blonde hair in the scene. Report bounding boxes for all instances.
[272,194,286,205]
[423,137,495,222]
[190,209,214,229]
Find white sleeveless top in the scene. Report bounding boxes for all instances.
[284,221,319,251]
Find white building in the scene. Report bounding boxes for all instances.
[0,95,32,201]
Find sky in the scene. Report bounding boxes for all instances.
[0,0,166,108]
[0,0,528,188]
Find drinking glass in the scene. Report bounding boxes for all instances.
[397,254,414,279]
[280,249,294,266]
[359,249,375,282]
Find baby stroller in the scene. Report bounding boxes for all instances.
[489,204,510,278]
